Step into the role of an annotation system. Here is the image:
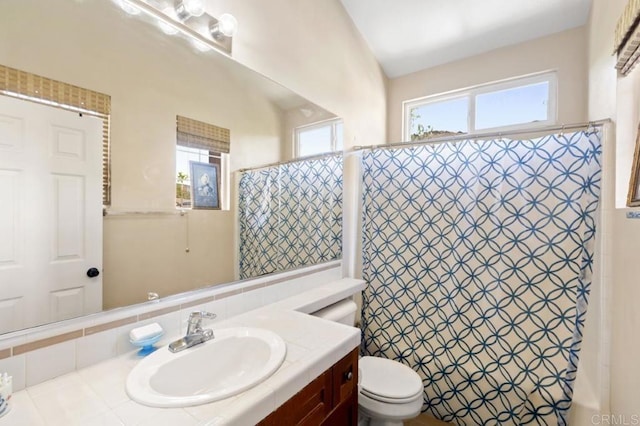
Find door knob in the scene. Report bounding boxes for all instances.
[86,267,100,278]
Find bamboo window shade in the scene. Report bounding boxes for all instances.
[176,115,230,153]
[615,0,640,75]
[0,64,112,205]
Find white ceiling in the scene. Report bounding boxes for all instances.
[340,0,592,78]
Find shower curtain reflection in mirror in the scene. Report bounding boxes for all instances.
[238,155,343,279]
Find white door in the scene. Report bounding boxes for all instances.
[0,95,103,332]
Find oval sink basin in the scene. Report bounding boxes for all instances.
[126,327,286,407]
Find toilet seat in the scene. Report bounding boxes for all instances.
[359,356,423,404]
[361,387,422,404]
[358,387,423,423]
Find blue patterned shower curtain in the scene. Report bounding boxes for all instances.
[361,131,602,425]
[238,155,342,279]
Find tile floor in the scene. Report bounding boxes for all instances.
[406,413,453,426]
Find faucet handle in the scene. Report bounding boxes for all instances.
[189,311,217,322]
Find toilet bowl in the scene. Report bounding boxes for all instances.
[311,299,423,426]
[357,356,423,426]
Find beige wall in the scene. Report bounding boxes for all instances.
[387,27,588,141]
[588,0,640,418]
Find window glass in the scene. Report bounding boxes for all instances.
[335,121,344,151]
[409,97,468,140]
[298,124,333,157]
[176,146,218,208]
[403,72,556,141]
[295,119,343,157]
[475,81,549,130]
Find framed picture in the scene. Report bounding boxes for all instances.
[628,124,640,207]
[190,161,220,209]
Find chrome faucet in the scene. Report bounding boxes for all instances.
[168,311,217,353]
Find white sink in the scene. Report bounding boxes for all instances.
[126,327,286,407]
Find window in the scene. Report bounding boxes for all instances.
[175,115,230,210]
[403,72,557,141]
[295,119,343,157]
[175,146,222,208]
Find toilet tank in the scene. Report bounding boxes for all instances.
[311,298,357,326]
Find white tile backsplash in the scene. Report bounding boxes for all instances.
[0,353,25,392]
[76,328,118,370]
[25,340,76,387]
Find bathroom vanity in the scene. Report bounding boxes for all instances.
[258,348,358,426]
[0,278,365,425]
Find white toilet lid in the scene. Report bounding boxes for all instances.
[359,356,423,401]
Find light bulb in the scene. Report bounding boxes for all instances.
[210,13,238,40]
[119,0,141,15]
[175,0,205,20]
[157,8,179,35]
[217,14,238,37]
[191,39,211,52]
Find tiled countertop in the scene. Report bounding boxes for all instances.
[0,280,364,426]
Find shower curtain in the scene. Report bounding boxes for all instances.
[238,155,342,279]
[360,131,602,425]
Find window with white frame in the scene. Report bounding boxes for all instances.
[175,115,230,210]
[403,72,557,141]
[295,118,343,157]
[175,146,225,209]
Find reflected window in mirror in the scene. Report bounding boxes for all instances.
[176,146,223,209]
[175,115,230,210]
[295,118,343,157]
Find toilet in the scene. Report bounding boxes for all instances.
[312,299,423,426]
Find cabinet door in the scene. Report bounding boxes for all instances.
[332,349,358,407]
[257,348,360,426]
[265,370,332,425]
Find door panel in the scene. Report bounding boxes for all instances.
[52,174,85,260]
[0,95,103,329]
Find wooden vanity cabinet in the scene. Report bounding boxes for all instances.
[258,348,359,426]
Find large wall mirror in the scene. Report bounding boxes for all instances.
[0,0,342,335]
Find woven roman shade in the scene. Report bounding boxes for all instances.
[176,115,230,153]
[0,64,112,205]
[615,0,640,75]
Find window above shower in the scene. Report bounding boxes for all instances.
[403,71,557,141]
[295,118,344,157]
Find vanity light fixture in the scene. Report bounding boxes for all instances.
[117,0,236,55]
[209,13,238,40]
